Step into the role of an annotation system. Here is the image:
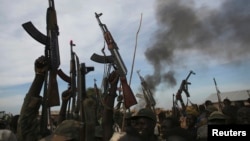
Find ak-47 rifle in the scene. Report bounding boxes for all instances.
[22,0,60,136]
[175,70,195,116]
[213,78,223,111]
[93,12,137,109]
[137,70,156,112]
[57,40,79,119]
[136,70,160,136]
[69,40,77,118]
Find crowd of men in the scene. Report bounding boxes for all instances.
[1,56,250,141]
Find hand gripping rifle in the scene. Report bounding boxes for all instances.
[22,0,60,136]
[137,70,156,112]
[92,12,137,109]
[175,70,195,116]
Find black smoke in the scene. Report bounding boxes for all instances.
[144,0,250,91]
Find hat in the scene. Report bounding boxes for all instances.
[39,120,83,141]
[131,108,156,122]
[208,111,226,121]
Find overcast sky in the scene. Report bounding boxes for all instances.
[1,0,250,115]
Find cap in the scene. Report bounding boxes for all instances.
[39,120,82,141]
[208,111,226,121]
[131,108,156,122]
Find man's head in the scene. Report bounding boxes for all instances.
[131,108,157,123]
[223,98,231,106]
[204,100,212,107]
[130,108,156,138]
[160,116,180,139]
[205,105,218,117]
[39,120,83,141]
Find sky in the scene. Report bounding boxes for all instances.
[0,0,250,115]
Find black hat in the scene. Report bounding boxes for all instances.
[131,108,156,122]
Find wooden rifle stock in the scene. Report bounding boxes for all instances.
[47,70,60,107]
[120,76,137,109]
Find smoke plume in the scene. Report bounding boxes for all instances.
[144,0,250,91]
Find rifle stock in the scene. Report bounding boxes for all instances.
[47,71,60,107]
[120,76,137,109]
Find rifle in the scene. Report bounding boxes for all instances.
[22,0,60,106]
[213,78,223,111]
[93,12,137,109]
[80,63,95,141]
[175,70,195,116]
[22,0,60,136]
[57,40,79,119]
[69,40,77,118]
[136,70,161,136]
[136,70,156,112]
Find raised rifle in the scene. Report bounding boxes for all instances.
[69,40,77,118]
[136,70,156,112]
[22,0,60,106]
[57,40,79,119]
[22,0,60,136]
[93,12,137,109]
[213,78,223,111]
[175,70,195,116]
